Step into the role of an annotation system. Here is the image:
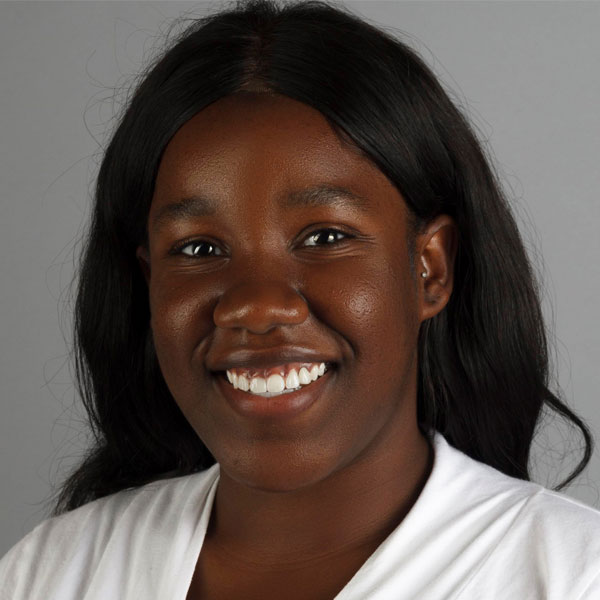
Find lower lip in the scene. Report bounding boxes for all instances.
[214,369,332,419]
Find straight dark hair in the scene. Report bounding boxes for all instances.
[55,0,592,513]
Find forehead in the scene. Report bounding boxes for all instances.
[152,92,406,219]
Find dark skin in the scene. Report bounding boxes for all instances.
[137,92,457,599]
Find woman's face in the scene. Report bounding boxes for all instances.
[138,93,448,492]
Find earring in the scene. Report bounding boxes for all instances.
[421,271,427,278]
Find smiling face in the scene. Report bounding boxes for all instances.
[138,93,446,492]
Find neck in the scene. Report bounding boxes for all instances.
[205,420,432,568]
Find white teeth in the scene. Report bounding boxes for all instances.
[285,369,300,390]
[238,374,249,392]
[309,365,319,381]
[250,377,267,393]
[298,367,312,385]
[267,374,285,393]
[225,362,329,396]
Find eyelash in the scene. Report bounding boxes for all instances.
[170,228,353,258]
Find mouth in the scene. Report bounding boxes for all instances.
[221,361,332,396]
[212,361,336,419]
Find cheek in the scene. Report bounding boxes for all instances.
[346,282,399,359]
[307,256,419,414]
[307,257,417,350]
[148,274,215,378]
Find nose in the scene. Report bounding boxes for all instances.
[213,281,309,334]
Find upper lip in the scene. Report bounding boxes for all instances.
[207,347,338,372]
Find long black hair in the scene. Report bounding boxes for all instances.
[55,0,592,513]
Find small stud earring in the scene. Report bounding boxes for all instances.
[421,271,427,278]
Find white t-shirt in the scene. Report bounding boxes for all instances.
[2,432,600,599]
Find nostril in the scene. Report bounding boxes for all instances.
[213,283,309,332]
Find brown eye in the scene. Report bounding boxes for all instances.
[302,229,349,247]
[178,240,223,257]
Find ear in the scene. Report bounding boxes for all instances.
[416,214,458,323]
[136,245,151,285]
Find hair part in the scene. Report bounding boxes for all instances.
[54,0,592,513]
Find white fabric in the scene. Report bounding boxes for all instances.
[2,432,600,599]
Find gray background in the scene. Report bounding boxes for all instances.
[1,0,599,556]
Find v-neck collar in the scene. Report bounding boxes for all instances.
[172,432,444,600]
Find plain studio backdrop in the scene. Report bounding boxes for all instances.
[1,0,599,556]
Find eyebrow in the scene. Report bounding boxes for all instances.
[150,185,370,231]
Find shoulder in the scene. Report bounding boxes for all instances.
[433,431,600,542]
[0,464,220,600]
[429,433,600,598]
[432,431,599,510]
[519,485,600,535]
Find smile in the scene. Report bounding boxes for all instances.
[225,362,328,397]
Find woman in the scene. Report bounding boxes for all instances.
[1,0,599,598]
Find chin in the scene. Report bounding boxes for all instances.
[218,445,340,494]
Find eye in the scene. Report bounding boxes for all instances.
[302,229,351,247]
[172,239,224,258]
